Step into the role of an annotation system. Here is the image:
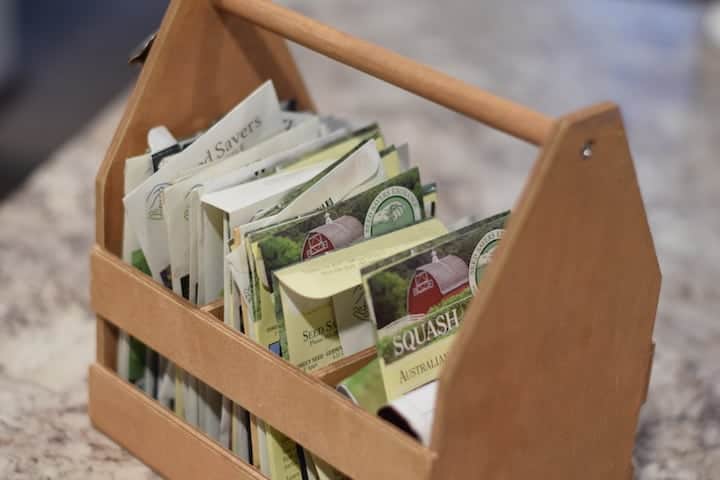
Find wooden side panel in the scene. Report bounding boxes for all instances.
[90,246,434,480]
[430,104,660,480]
[95,0,314,255]
[89,364,266,480]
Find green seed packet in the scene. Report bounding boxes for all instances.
[256,167,426,294]
[245,164,427,480]
[362,211,509,400]
[273,218,448,373]
[231,136,396,480]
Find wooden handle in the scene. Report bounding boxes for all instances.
[215,0,554,145]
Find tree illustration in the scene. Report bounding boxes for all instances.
[261,236,302,275]
[368,271,409,328]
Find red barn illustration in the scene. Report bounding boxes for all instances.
[301,215,363,260]
[406,252,469,315]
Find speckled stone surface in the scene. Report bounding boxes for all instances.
[1,0,719,478]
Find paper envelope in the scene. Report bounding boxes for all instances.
[273,218,447,373]
[199,162,329,304]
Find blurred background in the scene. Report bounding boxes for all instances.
[0,0,166,199]
[0,0,719,478]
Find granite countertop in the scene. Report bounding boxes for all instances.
[1,0,718,478]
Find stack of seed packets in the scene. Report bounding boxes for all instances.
[119,126,201,400]
[119,80,353,447]
[117,77,510,478]
[323,212,509,452]
[238,170,438,479]
[362,211,509,400]
[223,138,439,479]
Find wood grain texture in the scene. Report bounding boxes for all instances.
[313,347,375,386]
[215,0,553,146]
[95,0,314,255]
[88,364,267,480]
[95,314,118,369]
[430,103,661,480]
[90,246,434,480]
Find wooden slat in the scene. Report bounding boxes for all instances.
[215,0,553,146]
[314,347,375,386]
[90,246,434,480]
[89,363,266,480]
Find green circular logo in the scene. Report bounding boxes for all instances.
[468,229,504,293]
[364,186,422,237]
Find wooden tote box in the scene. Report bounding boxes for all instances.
[88,0,661,478]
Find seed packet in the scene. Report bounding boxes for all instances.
[120,126,195,401]
[273,218,448,373]
[225,137,393,480]
[123,80,284,285]
[253,166,426,358]
[362,211,509,401]
[163,113,327,300]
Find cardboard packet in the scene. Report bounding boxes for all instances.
[123,80,284,285]
[204,135,386,446]
[193,124,383,308]
[242,161,422,478]
[273,218,448,373]
[133,91,285,408]
[161,112,338,436]
[226,135,388,332]
[362,211,509,401]
[237,144,406,370]
[219,126,386,467]
[120,126,193,401]
[119,153,154,390]
[207,162,335,449]
[184,126,349,304]
[269,219,447,479]
[251,165,425,480]
[205,125,383,328]
[225,138,392,480]
[230,135,392,323]
[163,113,325,300]
[227,138,408,480]
[251,166,426,348]
[192,163,330,441]
[199,162,333,305]
[160,114,329,439]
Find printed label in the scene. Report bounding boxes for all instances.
[364,186,422,238]
[468,229,503,293]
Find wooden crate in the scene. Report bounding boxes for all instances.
[88,1,660,478]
